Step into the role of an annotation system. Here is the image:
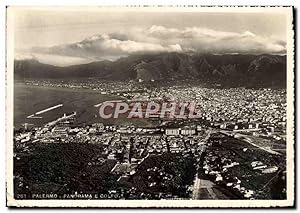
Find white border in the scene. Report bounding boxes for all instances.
[5,5,295,208]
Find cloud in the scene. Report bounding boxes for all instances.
[32,33,183,61]
[15,52,94,66]
[28,25,286,64]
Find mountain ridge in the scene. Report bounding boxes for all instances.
[14,53,286,87]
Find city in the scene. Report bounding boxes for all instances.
[13,79,287,200]
[7,6,294,208]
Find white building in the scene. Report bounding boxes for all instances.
[165,128,180,136]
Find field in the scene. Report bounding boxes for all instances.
[14,143,197,199]
[127,153,197,199]
[203,133,286,199]
[14,143,119,198]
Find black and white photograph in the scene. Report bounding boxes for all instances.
[6,6,294,208]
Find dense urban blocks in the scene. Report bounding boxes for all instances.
[13,80,287,200]
[98,101,200,119]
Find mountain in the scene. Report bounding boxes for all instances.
[14,53,286,87]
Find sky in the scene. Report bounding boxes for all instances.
[13,7,288,66]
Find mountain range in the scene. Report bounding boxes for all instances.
[14,53,286,87]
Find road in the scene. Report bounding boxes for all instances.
[192,175,201,199]
[220,130,282,155]
[191,128,238,200]
[191,129,211,199]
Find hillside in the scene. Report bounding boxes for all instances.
[14,53,286,87]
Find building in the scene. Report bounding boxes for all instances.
[89,127,97,134]
[181,128,196,135]
[165,128,180,136]
[52,126,69,137]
